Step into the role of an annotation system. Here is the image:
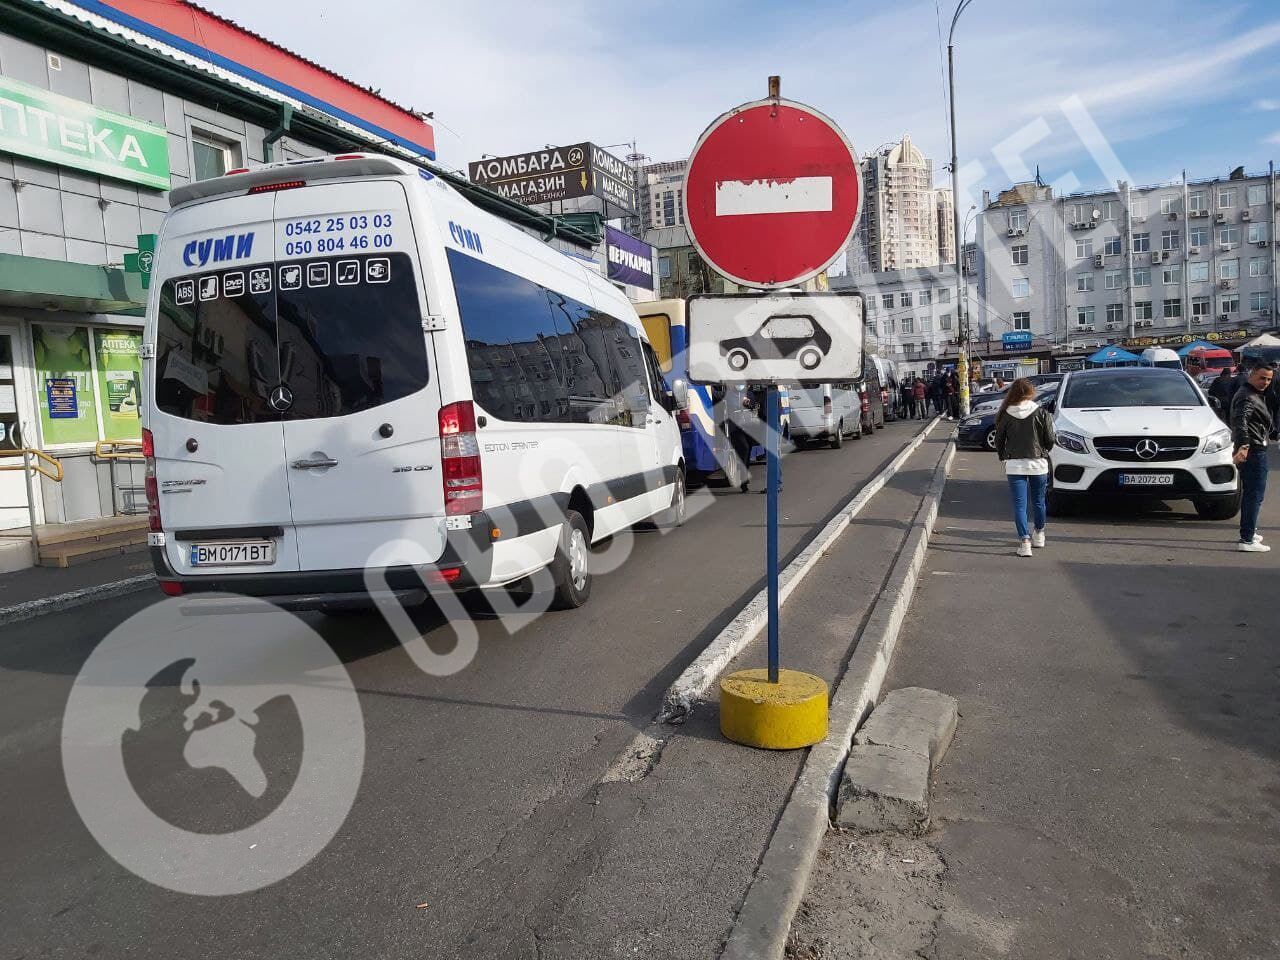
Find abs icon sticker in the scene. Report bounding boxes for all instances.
[60,596,365,895]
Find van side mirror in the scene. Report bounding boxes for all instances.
[1209,396,1222,413]
[671,379,690,411]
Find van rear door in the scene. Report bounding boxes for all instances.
[150,193,298,575]
[271,181,445,571]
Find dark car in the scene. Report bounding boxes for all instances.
[957,382,1058,451]
[857,356,886,433]
[720,314,834,373]
[968,373,1065,415]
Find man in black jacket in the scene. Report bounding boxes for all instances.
[1207,367,1235,422]
[1230,360,1276,552]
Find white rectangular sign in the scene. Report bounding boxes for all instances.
[715,177,833,216]
[687,291,864,384]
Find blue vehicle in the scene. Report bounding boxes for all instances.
[637,299,789,487]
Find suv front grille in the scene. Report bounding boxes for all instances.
[1093,435,1199,462]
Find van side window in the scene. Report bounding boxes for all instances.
[449,250,642,427]
[642,341,667,404]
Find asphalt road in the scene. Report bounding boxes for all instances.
[792,445,1280,960]
[1,418,925,960]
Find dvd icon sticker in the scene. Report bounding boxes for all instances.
[222,272,245,297]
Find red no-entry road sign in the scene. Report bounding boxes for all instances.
[683,98,862,290]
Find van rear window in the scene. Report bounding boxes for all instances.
[155,252,428,424]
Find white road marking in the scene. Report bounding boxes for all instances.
[715,177,833,216]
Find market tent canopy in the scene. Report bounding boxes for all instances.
[1176,340,1220,357]
[1238,333,1280,351]
[1086,346,1141,366]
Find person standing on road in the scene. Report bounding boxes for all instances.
[1230,360,1276,553]
[945,371,960,420]
[913,377,928,419]
[994,378,1056,558]
[900,377,914,421]
[1208,367,1235,422]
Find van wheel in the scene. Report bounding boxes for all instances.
[829,423,844,449]
[655,469,687,528]
[550,510,592,609]
[1194,492,1241,521]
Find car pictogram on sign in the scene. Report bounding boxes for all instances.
[719,314,834,373]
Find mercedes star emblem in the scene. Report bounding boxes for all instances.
[269,384,294,412]
[1135,438,1160,460]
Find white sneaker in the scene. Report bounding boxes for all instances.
[1254,533,1265,544]
[1237,540,1271,553]
[1017,539,1033,557]
[1031,530,1046,548]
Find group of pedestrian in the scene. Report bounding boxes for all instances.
[898,370,963,421]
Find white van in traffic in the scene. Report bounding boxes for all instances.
[786,383,860,448]
[142,155,687,609]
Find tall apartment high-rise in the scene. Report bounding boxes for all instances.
[850,135,953,275]
[626,159,688,236]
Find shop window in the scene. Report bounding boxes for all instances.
[191,130,241,181]
[31,324,143,447]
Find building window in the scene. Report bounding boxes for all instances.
[1250,256,1270,278]
[1077,274,1094,292]
[1104,271,1123,290]
[901,317,914,334]
[1162,264,1182,285]
[868,321,879,337]
[1103,235,1122,257]
[1133,267,1150,287]
[1189,226,1208,247]
[1012,311,1031,331]
[1189,261,1209,282]
[1189,190,1208,213]
[1249,222,1270,243]
[1075,238,1093,260]
[1219,225,1240,246]
[919,289,932,306]
[1131,197,1149,219]
[1102,199,1119,220]
[1134,301,1153,321]
[937,288,951,303]
[882,293,895,309]
[1219,189,1236,208]
[1248,184,1268,207]
[901,291,913,307]
[921,316,933,332]
[1012,278,1029,298]
[1191,296,1211,318]
[1160,195,1175,215]
[1250,291,1271,312]
[1009,208,1028,231]
[940,313,952,330]
[1132,232,1150,253]
[1106,303,1124,325]
[1221,294,1240,313]
[191,131,239,181]
[1219,258,1239,280]
[885,318,896,334]
[1012,244,1029,265]
[1076,306,1095,327]
[1160,230,1180,250]
[1163,299,1182,320]
[1069,202,1089,223]
[658,257,671,279]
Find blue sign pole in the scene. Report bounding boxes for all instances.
[766,386,781,683]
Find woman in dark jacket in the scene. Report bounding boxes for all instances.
[993,378,1056,557]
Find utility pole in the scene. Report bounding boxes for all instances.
[948,0,975,415]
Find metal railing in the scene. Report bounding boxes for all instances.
[92,440,146,515]
[0,444,63,565]
[93,439,144,461]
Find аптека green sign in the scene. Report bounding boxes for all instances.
[0,76,171,190]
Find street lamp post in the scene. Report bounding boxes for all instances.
[948,0,977,415]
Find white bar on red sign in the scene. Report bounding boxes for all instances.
[714,177,833,217]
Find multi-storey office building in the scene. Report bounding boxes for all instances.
[854,136,953,273]
[977,169,1278,356]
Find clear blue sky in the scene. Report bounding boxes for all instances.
[213,0,1280,209]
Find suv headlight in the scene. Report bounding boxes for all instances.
[962,417,983,428]
[1202,428,1232,454]
[1057,431,1089,453]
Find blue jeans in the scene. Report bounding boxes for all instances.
[1007,473,1048,540]
[1238,447,1268,543]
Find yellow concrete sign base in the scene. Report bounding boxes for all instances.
[719,668,829,749]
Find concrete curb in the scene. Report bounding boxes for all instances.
[718,437,956,960]
[655,418,941,723]
[0,573,156,627]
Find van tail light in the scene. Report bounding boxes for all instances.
[859,389,870,414]
[439,401,483,515]
[159,581,184,596]
[675,409,692,431]
[823,397,833,416]
[880,387,890,405]
[142,428,161,533]
[248,179,306,194]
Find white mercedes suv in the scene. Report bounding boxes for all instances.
[1047,367,1240,520]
